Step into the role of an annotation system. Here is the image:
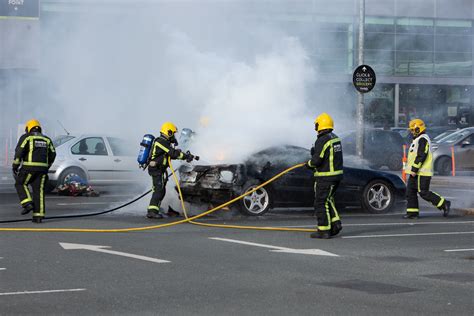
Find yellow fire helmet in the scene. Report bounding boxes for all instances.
[314,112,334,132]
[25,119,41,133]
[408,118,426,137]
[160,122,178,138]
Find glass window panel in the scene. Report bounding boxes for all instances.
[365,33,394,50]
[396,34,434,51]
[397,51,433,62]
[435,35,472,53]
[435,19,472,35]
[396,18,434,34]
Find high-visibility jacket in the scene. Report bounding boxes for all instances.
[307,130,343,181]
[148,134,185,174]
[13,132,56,172]
[405,133,433,177]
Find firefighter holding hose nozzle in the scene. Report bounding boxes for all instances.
[146,122,198,219]
[306,113,343,239]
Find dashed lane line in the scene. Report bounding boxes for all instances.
[0,289,86,296]
[342,231,474,239]
[444,248,474,252]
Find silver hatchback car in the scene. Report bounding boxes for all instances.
[432,127,474,175]
[49,135,144,188]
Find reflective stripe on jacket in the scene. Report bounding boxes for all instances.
[307,130,343,180]
[13,132,56,172]
[405,133,433,177]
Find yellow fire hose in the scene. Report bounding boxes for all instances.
[169,159,315,233]
[0,160,315,233]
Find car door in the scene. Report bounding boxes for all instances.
[70,137,112,185]
[106,137,143,183]
[455,134,474,170]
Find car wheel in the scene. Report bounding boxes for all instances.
[387,155,403,171]
[58,167,87,187]
[436,157,451,176]
[362,180,394,214]
[237,180,271,216]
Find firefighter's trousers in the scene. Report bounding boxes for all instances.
[15,170,48,218]
[406,175,445,214]
[148,172,167,212]
[314,179,341,232]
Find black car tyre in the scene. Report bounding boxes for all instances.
[237,180,271,216]
[387,155,403,171]
[362,180,394,214]
[58,167,87,187]
[436,156,451,176]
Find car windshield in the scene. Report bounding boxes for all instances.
[437,129,472,144]
[52,135,75,147]
[433,131,455,142]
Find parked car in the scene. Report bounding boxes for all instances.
[48,134,143,189]
[341,129,404,170]
[178,145,406,215]
[433,129,460,143]
[392,126,456,146]
[432,127,474,175]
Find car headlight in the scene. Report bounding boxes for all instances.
[219,170,234,183]
[181,171,198,183]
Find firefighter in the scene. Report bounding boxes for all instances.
[13,119,56,223]
[306,113,343,239]
[146,122,196,219]
[404,119,450,219]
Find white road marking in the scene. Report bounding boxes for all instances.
[56,202,110,206]
[0,289,86,296]
[282,221,474,228]
[444,248,474,252]
[210,237,338,257]
[59,243,170,263]
[0,268,6,271]
[342,231,474,239]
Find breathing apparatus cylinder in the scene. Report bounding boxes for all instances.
[137,134,155,168]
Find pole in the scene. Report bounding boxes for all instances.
[394,83,400,127]
[356,0,365,158]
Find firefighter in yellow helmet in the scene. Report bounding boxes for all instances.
[13,119,56,223]
[404,118,450,219]
[146,122,197,219]
[306,113,343,239]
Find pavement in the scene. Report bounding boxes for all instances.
[0,184,473,315]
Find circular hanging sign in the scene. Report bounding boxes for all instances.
[353,64,376,93]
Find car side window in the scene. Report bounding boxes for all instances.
[71,137,108,156]
[461,134,474,146]
[107,137,135,156]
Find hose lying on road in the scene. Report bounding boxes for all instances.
[0,162,315,233]
[169,159,315,233]
[0,190,152,224]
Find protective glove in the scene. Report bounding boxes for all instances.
[310,147,315,156]
[12,166,19,177]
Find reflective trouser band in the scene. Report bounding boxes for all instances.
[23,173,32,203]
[433,192,445,208]
[318,185,334,231]
[22,162,49,167]
[148,206,160,211]
[21,198,32,205]
[407,208,419,213]
[314,170,343,177]
[33,213,43,217]
[417,176,421,192]
[39,175,45,216]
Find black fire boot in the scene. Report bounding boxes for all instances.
[146,210,163,219]
[442,200,451,217]
[330,221,343,237]
[32,217,43,223]
[21,203,34,215]
[403,213,419,219]
[310,231,331,239]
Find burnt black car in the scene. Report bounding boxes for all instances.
[178,146,406,216]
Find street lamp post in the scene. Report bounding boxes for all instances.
[356,0,365,158]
